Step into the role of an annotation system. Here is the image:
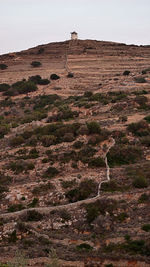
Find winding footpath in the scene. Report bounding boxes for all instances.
[0,138,115,220]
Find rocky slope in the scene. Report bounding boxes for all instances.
[0,39,150,267]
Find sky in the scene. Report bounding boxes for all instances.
[0,0,150,55]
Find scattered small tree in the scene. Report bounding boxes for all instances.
[31,61,42,68]
[0,64,8,70]
[50,74,60,80]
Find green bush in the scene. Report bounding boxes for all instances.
[88,157,105,168]
[67,72,74,78]
[142,224,150,232]
[135,95,148,108]
[76,243,93,252]
[66,179,97,202]
[33,94,60,109]
[50,74,60,80]
[141,136,150,147]
[44,166,59,178]
[127,120,150,136]
[87,121,101,134]
[8,204,24,212]
[7,160,34,174]
[61,179,77,189]
[31,61,42,67]
[38,78,50,85]
[85,199,117,224]
[25,210,43,221]
[134,76,147,83]
[123,70,130,76]
[28,197,39,208]
[0,83,10,92]
[0,64,8,70]
[133,176,148,188]
[138,193,149,203]
[144,115,150,123]
[29,75,50,85]
[4,80,37,96]
[73,141,84,149]
[40,135,56,147]
[84,91,93,98]
[101,180,122,192]
[29,75,41,84]
[108,145,142,166]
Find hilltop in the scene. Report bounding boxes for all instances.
[0,39,150,267]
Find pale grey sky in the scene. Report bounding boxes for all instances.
[0,0,150,54]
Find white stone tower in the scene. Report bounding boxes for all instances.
[71,31,78,40]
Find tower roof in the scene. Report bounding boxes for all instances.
[71,31,77,35]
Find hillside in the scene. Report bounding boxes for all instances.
[0,39,150,267]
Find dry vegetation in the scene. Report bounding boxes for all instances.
[0,39,150,267]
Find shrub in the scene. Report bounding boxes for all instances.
[87,121,101,134]
[28,197,39,208]
[77,125,89,135]
[66,179,97,202]
[67,72,74,78]
[88,157,105,168]
[101,180,122,192]
[138,193,149,203]
[73,141,84,149]
[29,75,41,84]
[135,95,148,109]
[88,132,109,145]
[108,145,142,166]
[85,199,117,224]
[44,166,59,178]
[4,80,38,96]
[142,224,150,232]
[38,79,50,85]
[8,204,24,212]
[127,120,150,136]
[134,76,147,83]
[123,70,130,76]
[29,75,50,85]
[61,179,77,189]
[40,135,56,147]
[144,115,150,123]
[31,61,42,67]
[33,94,60,109]
[0,83,10,92]
[0,64,8,70]
[63,133,75,142]
[50,74,60,80]
[76,243,93,252]
[133,176,148,188]
[25,210,43,221]
[84,91,93,98]
[7,160,34,174]
[141,136,150,147]
[78,146,97,163]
